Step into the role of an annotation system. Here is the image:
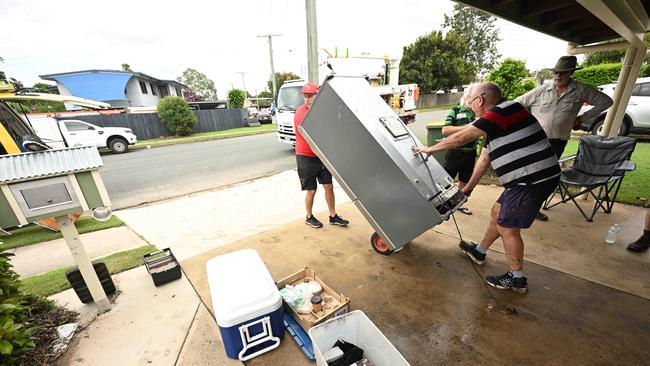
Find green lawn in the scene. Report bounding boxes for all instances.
[562,139,649,207]
[20,244,157,297]
[133,123,276,149]
[0,216,124,251]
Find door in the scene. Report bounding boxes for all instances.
[629,82,650,128]
[60,120,104,147]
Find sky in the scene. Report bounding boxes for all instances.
[1,0,572,99]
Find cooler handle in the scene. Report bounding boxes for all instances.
[237,316,280,361]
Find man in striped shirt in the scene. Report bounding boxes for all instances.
[412,82,560,293]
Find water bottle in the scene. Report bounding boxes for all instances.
[605,224,619,244]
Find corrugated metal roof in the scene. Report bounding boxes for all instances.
[0,146,104,184]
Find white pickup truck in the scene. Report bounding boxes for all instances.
[28,117,137,153]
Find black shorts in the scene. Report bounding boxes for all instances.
[496,177,559,229]
[443,149,476,183]
[296,155,332,191]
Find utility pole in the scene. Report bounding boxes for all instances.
[258,34,281,101]
[305,0,319,84]
[236,71,248,104]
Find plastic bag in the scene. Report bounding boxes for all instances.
[279,285,304,308]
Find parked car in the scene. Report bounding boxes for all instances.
[579,77,650,135]
[257,110,273,124]
[28,117,137,153]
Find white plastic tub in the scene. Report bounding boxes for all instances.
[308,310,410,366]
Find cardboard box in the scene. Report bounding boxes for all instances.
[276,267,350,331]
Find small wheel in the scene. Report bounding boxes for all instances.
[370,232,393,256]
[109,138,129,153]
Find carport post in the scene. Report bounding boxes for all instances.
[56,215,111,314]
[600,44,647,137]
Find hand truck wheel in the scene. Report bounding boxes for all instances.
[370,232,393,256]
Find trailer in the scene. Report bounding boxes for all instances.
[299,75,465,255]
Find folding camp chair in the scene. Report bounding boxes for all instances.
[543,135,637,222]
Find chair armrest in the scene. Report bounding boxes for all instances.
[558,154,577,163]
[616,160,636,171]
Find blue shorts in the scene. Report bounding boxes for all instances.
[496,177,559,228]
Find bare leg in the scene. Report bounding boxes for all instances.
[458,181,469,210]
[497,225,524,271]
[305,190,316,217]
[323,184,336,216]
[479,203,501,249]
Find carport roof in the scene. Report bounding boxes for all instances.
[455,0,650,46]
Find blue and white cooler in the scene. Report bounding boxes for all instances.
[206,249,284,361]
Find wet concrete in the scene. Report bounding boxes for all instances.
[181,202,650,365]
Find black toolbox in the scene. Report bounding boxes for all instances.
[143,248,182,286]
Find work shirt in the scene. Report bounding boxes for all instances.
[473,99,560,187]
[444,104,476,153]
[294,104,316,157]
[516,80,613,140]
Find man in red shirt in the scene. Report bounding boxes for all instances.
[294,82,349,228]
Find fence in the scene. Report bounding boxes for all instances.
[416,92,463,109]
[64,109,248,140]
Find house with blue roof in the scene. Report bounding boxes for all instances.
[40,70,186,110]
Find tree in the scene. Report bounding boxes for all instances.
[32,83,58,94]
[121,63,132,71]
[256,90,273,108]
[182,88,203,102]
[177,68,218,101]
[581,34,650,67]
[227,89,245,109]
[486,58,536,99]
[443,3,501,79]
[268,72,300,97]
[157,96,197,136]
[399,30,473,93]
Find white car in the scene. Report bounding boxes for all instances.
[580,77,650,135]
[29,117,137,153]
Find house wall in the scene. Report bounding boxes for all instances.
[125,77,162,107]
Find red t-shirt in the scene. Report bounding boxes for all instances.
[293,104,316,157]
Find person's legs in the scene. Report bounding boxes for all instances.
[497,225,524,271]
[459,202,500,265]
[305,189,317,217]
[536,139,567,221]
[457,151,476,214]
[627,210,650,252]
[323,184,335,216]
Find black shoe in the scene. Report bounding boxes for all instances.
[536,212,549,221]
[305,215,323,228]
[486,272,528,294]
[329,214,349,227]
[627,236,650,252]
[458,240,486,265]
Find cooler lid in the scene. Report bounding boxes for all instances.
[206,249,282,327]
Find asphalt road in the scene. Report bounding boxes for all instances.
[101,109,449,209]
[101,133,296,209]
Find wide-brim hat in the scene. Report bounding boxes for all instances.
[552,55,582,72]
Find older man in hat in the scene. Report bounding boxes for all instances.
[516,55,613,221]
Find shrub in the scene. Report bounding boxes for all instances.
[227,89,245,109]
[573,62,650,87]
[157,96,197,136]
[0,250,35,364]
[486,58,536,99]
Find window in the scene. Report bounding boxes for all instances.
[139,80,148,94]
[638,83,650,97]
[176,87,182,96]
[64,121,91,131]
[151,83,157,96]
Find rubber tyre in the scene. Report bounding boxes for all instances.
[108,137,129,153]
[370,232,393,256]
[591,116,630,136]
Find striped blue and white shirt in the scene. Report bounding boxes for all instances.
[473,99,560,187]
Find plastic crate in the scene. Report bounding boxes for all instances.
[308,310,409,366]
[143,248,182,286]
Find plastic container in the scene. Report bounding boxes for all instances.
[143,248,182,286]
[206,249,284,361]
[308,310,410,366]
[605,224,620,244]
